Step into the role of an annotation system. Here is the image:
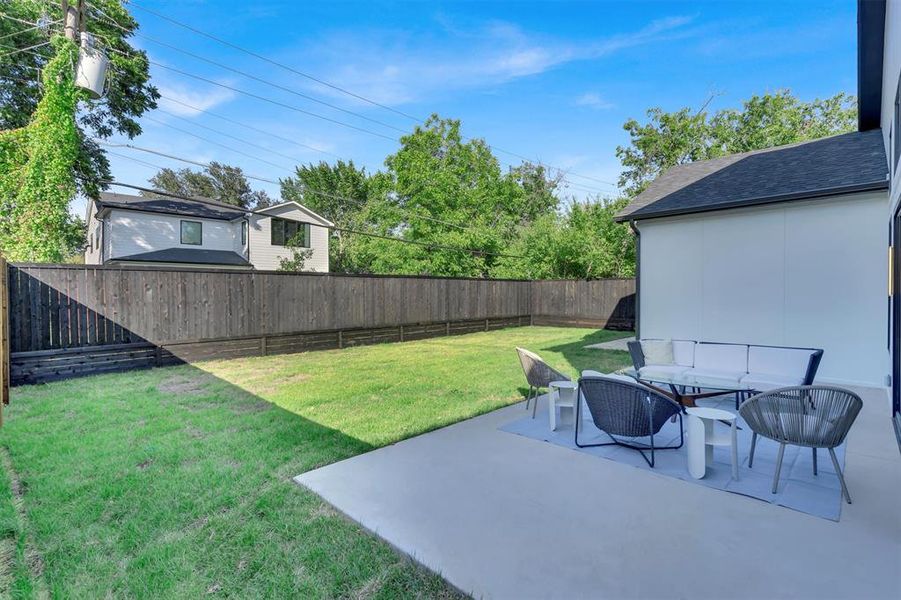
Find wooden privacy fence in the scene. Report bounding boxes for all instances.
[7,264,635,385]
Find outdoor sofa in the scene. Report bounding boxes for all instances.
[627,339,823,393]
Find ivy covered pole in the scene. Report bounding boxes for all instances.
[0,35,84,262]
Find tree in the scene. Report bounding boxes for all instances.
[371,115,559,277]
[146,162,271,209]
[0,36,83,261]
[491,198,635,280]
[1,1,159,200]
[616,90,857,196]
[280,160,383,272]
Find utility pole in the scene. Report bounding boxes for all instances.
[61,0,83,41]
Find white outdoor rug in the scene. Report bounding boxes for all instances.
[499,395,848,521]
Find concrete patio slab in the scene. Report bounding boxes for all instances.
[584,336,634,351]
[295,385,901,599]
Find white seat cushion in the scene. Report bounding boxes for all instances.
[694,343,748,372]
[672,340,696,367]
[685,368,746,388]
[638,365,689,381]
[640,339,674,365]
[741,373,805,392]
[747,346,815,381]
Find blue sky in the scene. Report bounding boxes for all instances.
[94,0,856,212]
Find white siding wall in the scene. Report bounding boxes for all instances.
[84,200,102,265]
[107,209,244,260]
[638,191,889,387]
[248,204,329,271]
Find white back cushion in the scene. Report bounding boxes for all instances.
[640,340,674,365]
[748,346,814,378]
[694,343,748,372]
[671,340,696,367]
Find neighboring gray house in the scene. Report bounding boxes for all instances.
[616,0,900,435]
[84,192,332,271]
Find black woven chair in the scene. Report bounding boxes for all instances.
[739,386,862,503]
[575,375,684,468]
[516,347,571,419]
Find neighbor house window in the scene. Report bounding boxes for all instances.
[241,220,247,246]
[270,217,310,247]
[180,220,202,245]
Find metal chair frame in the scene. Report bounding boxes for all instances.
[575,375,684,468]
[739,386,862,504]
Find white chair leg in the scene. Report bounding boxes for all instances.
[730,418,739,480]
[548,387,557,430]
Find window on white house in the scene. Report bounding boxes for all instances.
[270,217,310,247]
[241,220,247,246]
[181,220,202,245]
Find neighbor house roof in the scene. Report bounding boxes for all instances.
[616,130,889,222]
[97,192,246,220]
[112,248,251,266]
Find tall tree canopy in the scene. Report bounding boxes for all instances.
[146,163,271,209]
[0,0,158,199]
[280,160,387,272]
[616,90,857,196]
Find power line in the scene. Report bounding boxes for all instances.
[158,94,341,160]
[103,143,489,235]
[107,1,619,190]
[97,140,281,184]
[88,7,407,135]
[87,8,615,194]
[155,106,323,166]
[142,114,293,171]
[0,39,50,58]
[149,61,397,141]
[119,0,423,123]
[101,178,528,260]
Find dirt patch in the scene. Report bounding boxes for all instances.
[137,459,154,470]
[185,425,206,439]
[229,400,273,415]
[309,503,338,519]
[0,447,49,597]
[157,374,217,395]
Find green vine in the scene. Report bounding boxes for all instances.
[0,36,84,262]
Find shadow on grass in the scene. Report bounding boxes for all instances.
[0,363,462,598]
[513,329,634,399]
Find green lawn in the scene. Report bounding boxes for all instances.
[0,326,631,598]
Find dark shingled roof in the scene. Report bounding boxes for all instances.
[97,192,246,220]
[617,130,889,222]
[112,248,251,266]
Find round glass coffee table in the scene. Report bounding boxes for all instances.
[621,368,754,409]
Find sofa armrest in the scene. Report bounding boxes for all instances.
[803,349,824,385]
[627,340,645,369]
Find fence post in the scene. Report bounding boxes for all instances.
[0,256,8,423]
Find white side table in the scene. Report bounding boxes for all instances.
[548,380,578,431]
[686,407,738,480]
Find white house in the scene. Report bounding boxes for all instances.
[616,0,899,431]
[84,192,333,271]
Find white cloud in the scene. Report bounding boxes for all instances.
[574,92,614,110]
[156,83,236,117]
[292,15,697,106]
